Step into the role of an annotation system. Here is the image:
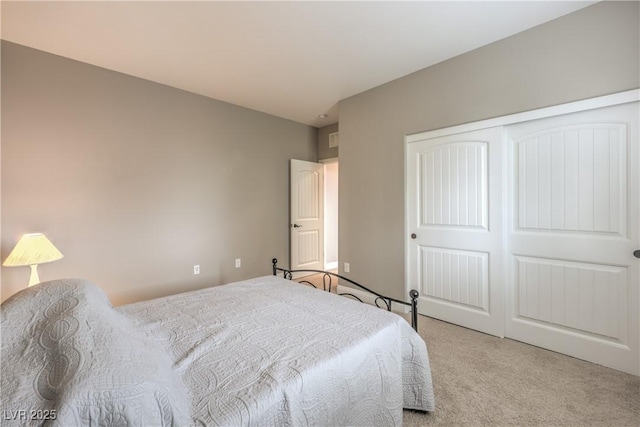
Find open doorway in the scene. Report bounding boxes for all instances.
[323,161,338,271]
[289,159,337,274]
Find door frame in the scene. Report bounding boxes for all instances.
[320,157,339,271]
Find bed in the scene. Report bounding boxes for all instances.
[1,263,434,426]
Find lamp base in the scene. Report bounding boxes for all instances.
[28,264,40,287]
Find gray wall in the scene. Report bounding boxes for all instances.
[1,41,317,305]
[338,2,640,300]
[318,123,339,160]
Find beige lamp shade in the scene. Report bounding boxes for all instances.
[3,233,64,286]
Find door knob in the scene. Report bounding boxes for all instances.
[411,233,417,239]
[634,250,640,259]
[291,224,302,228]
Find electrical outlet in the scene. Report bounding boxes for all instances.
[235,258,241,268]
[344,262,350,273]
[193,265,200,275]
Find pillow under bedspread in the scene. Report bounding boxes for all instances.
[0,279,190,427]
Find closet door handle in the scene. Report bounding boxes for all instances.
[634,250,640,259]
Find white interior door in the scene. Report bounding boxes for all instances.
[290,159,324,272]
[505,103,639,375]
[407,127,505,337]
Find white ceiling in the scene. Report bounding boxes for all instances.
[2,1,595,127]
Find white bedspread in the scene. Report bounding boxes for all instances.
[119,275,435,426]
[1,276,434,426]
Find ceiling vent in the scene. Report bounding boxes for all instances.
[329,132,339,148]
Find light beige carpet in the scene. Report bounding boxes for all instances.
[405,315,640,426]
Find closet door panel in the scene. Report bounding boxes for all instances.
[505,102,639,375]
[407,127,504,337]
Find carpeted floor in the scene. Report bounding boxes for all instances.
[405,315,640,426]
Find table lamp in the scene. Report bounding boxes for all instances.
[2,233,64,287]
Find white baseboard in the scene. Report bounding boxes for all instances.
[324,261,338,270]
[336,285,410,314]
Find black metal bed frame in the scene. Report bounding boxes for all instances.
[272,258,420,332]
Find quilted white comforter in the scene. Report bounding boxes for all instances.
[1,275,434,426]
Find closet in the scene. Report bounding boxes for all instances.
[406,91,639,375]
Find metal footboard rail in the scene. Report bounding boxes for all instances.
[272,258,420,331]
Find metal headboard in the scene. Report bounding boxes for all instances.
[272,258,420,331]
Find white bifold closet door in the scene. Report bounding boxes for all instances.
[505,103,639,375]
[407,100,639,375]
